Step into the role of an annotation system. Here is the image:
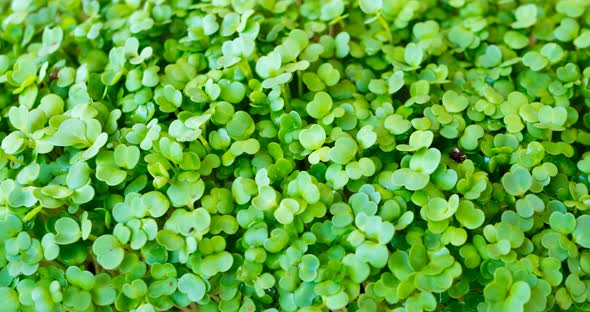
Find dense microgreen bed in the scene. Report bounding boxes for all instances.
[1,0,590,311]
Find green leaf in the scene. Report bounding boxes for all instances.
[388,70,404,94]
[442,90,469,113]
[255,51,281,79]
[501,165,533,196]
[155,85,182,112]
[329,137,358,165]
[178,273,207,302]
[54,217,81,245]
[404,43,424,67]
[306,92,333,119]
[41,185,73,199]
[39,26,63,56]
[0,287,19,312]
[299,124,326,150]
[317,63,340,87]
[167,179,205,208]
[573,215,590,248]
[359,0,382,14]
[397,130,434,151]
[504,31,529,49]
[143,191,170,218]
[523,51,548,71]
[392,168,430,191]
[549,211,576,234]
[410,148,441,174]
[114,144,140,169]
[512,4,538,28]
[49,119,90,147]
[384,114,412,135]
[92,235,125,270]
[478,45,502,68]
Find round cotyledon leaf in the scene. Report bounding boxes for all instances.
[54,217,81,245]
[299,124,326,150]
[178,273,207,302]
[92,235,125,270]
[114,144,140,169]
[410,148,441,175]
[392,168,430,191]
[501,165,532,196]
[306,91,333,119]
[573,215,590,248]
[167,179,205,208]
[142,191,170,218]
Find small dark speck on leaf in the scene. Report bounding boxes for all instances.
[49,68,60,80]
[450,147,466,163]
